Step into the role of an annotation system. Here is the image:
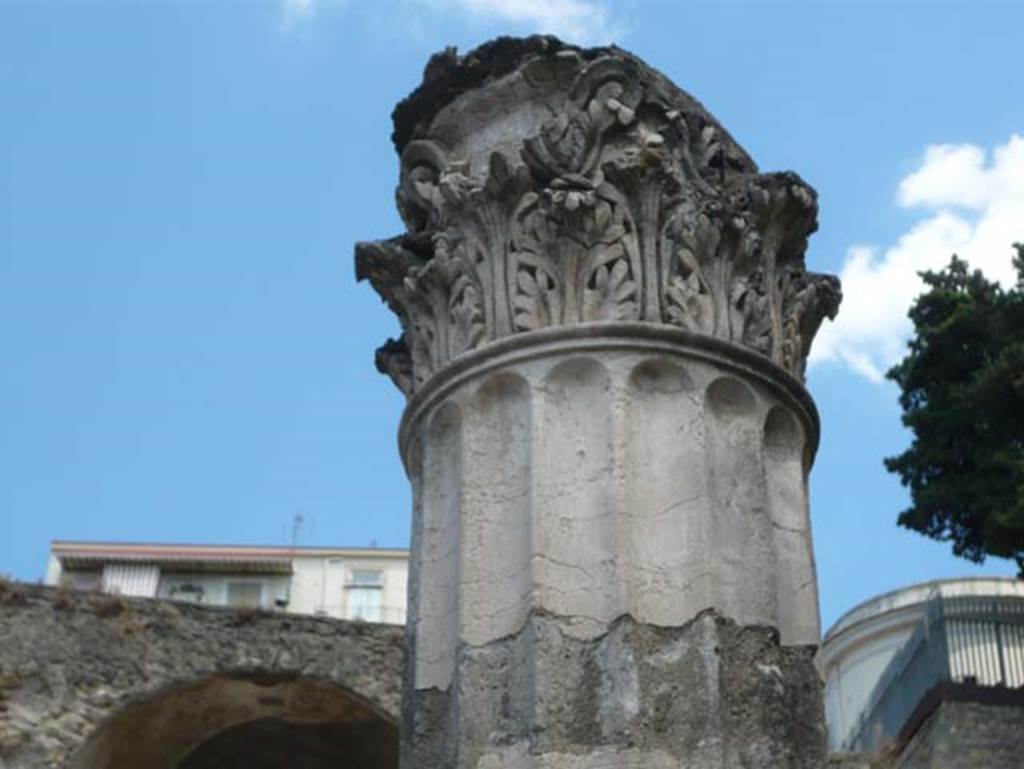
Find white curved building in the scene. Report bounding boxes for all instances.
[817,577,1024,751]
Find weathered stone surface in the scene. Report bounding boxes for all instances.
[825,756,876,769]
[406,610,827,768]
[894,701,1024,769]
[820,700,1024,769]
[0,583,402,769]
[357,36,840,397]
[401,331,822,672]
[393,325,827,767]
[357,36,839,769]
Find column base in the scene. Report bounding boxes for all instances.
[404,609,827,768]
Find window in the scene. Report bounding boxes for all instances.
[346,570,383,621]
[60,571,101,592]
[348,570,384,587]
[166,581,205,604]
[227,582,262,609]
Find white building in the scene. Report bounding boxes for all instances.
[46,540,409,624]
[816,577,1024,751]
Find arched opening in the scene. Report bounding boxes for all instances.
[70,673,398,769]
[178,716,396,768]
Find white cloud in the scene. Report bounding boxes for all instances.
[436,0,619,43]
[283,0,318,23]
[283,0,620,43]
[811,134,1024,382]
[897,143,992,210]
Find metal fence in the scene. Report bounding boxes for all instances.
[846,594,1024,752]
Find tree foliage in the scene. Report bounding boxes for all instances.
[885,244,1024,575]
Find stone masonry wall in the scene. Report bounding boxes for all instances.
[0,581,403,768]
[895,700,1024,769]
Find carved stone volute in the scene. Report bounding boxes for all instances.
[356,36,840,395]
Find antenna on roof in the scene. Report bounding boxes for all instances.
[291,512,304,550]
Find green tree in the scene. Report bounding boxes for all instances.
[885,244,1024,576]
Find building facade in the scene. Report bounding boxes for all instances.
[46,540,409,624]
[817,577,1024,753]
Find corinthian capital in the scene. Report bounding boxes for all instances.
[356,36,840,396]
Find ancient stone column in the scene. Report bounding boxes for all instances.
[356,37,841,769]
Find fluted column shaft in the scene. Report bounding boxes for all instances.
[399,325,824,767]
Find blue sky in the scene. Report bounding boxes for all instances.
[1,0,1021,632]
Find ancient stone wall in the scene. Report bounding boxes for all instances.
[0,582,403,769]
[894,700,1024,769]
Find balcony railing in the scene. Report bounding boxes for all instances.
[846,594,1024,752]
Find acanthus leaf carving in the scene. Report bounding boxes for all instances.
[781,269,842,378]
[359,46,840,396]
[375,337,415,398]
[509,191,563,331]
